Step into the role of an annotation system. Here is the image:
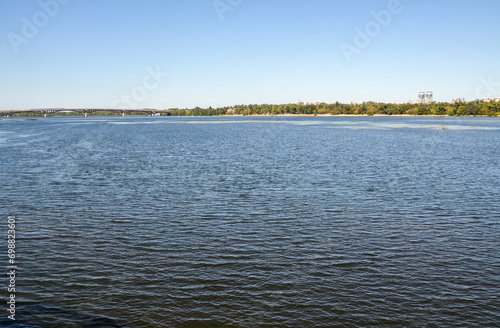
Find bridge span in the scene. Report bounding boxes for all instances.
[0,108,173,118]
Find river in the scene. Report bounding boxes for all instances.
[1,116,499,327]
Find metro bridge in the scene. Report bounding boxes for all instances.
[0,108,173,118]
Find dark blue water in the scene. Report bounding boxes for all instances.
[1,116,499,327]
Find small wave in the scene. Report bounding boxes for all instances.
[2,305,130,328]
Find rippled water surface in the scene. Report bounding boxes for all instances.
[1,116,499,327]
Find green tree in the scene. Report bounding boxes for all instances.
[457,105,468,116]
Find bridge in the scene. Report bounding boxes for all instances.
[0,108,173,118]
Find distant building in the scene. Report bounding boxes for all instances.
[495,96,500,102]
[298,101,336,106]
[417,92,426,104]
[416,91,433,104]
[452,98,465,103]
[482,97,491,102]
[425,91,433,104]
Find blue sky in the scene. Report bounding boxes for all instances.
[1,0,499,110]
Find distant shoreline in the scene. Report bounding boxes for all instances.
[2,113,499,119]
[2,100,500,117]
[221,113,497,118]
[226,113,439,117]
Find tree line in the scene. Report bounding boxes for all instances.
[3,101,500,117]
[169,101,500,117]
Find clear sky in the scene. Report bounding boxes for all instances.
[1,0,499,110]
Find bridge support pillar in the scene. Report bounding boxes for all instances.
[43,112,47,118]
[84,112,88,118]
[121,112,126,117]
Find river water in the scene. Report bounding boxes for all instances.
[1,116,499,327]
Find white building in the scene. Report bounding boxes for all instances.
[425,91,433,104]
[417,91,433,104]
[417,92,426,104]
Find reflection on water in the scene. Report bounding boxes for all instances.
[1,116,499,327]
[107,118,500,130]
